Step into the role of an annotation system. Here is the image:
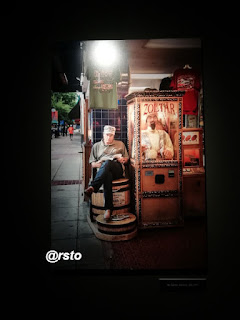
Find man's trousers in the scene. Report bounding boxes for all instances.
[90,160,123,210]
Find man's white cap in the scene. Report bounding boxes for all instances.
[103,125,116,135]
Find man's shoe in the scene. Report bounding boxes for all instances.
[104,209,112,221]
[111,214,129,221]
[84,186,94,198]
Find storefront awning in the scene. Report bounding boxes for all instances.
[68,98,80,120]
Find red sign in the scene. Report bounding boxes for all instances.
[52,110,58,123]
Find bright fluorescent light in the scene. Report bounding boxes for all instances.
[131,73,172,79]
[129,87,147,91]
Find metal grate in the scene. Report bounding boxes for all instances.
[91,99,128,149]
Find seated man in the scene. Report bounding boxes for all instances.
[141,113,174,160]
[84,125,129,220]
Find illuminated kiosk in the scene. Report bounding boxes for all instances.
[126,90,185,229]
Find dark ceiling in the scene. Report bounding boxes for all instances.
[51,40,82,92]
[125,39,202,74]
[51,38,202,93]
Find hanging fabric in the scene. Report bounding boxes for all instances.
[86,65,121,110]
[170,66,201,115]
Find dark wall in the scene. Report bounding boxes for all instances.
[7,8,238,317]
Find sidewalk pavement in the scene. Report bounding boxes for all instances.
[51,133,112,270]
[50,133,208,273]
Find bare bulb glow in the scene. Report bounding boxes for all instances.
[91,41,118,67]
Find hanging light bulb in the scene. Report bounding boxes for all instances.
[91,40,119,67]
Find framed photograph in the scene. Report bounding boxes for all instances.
[183,148,200,167]
[182,131,200,145]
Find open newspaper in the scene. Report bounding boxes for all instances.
[97,153,122,163]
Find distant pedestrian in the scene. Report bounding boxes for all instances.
[56,125,60,137]
[61,125,65,136]
[51,125,55,139]
[54,125,58,138]
[68,125,74,140]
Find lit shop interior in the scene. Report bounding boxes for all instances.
[80,39,205,225]
[51,38,207,270]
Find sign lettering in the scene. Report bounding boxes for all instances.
[143,102,176,115]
